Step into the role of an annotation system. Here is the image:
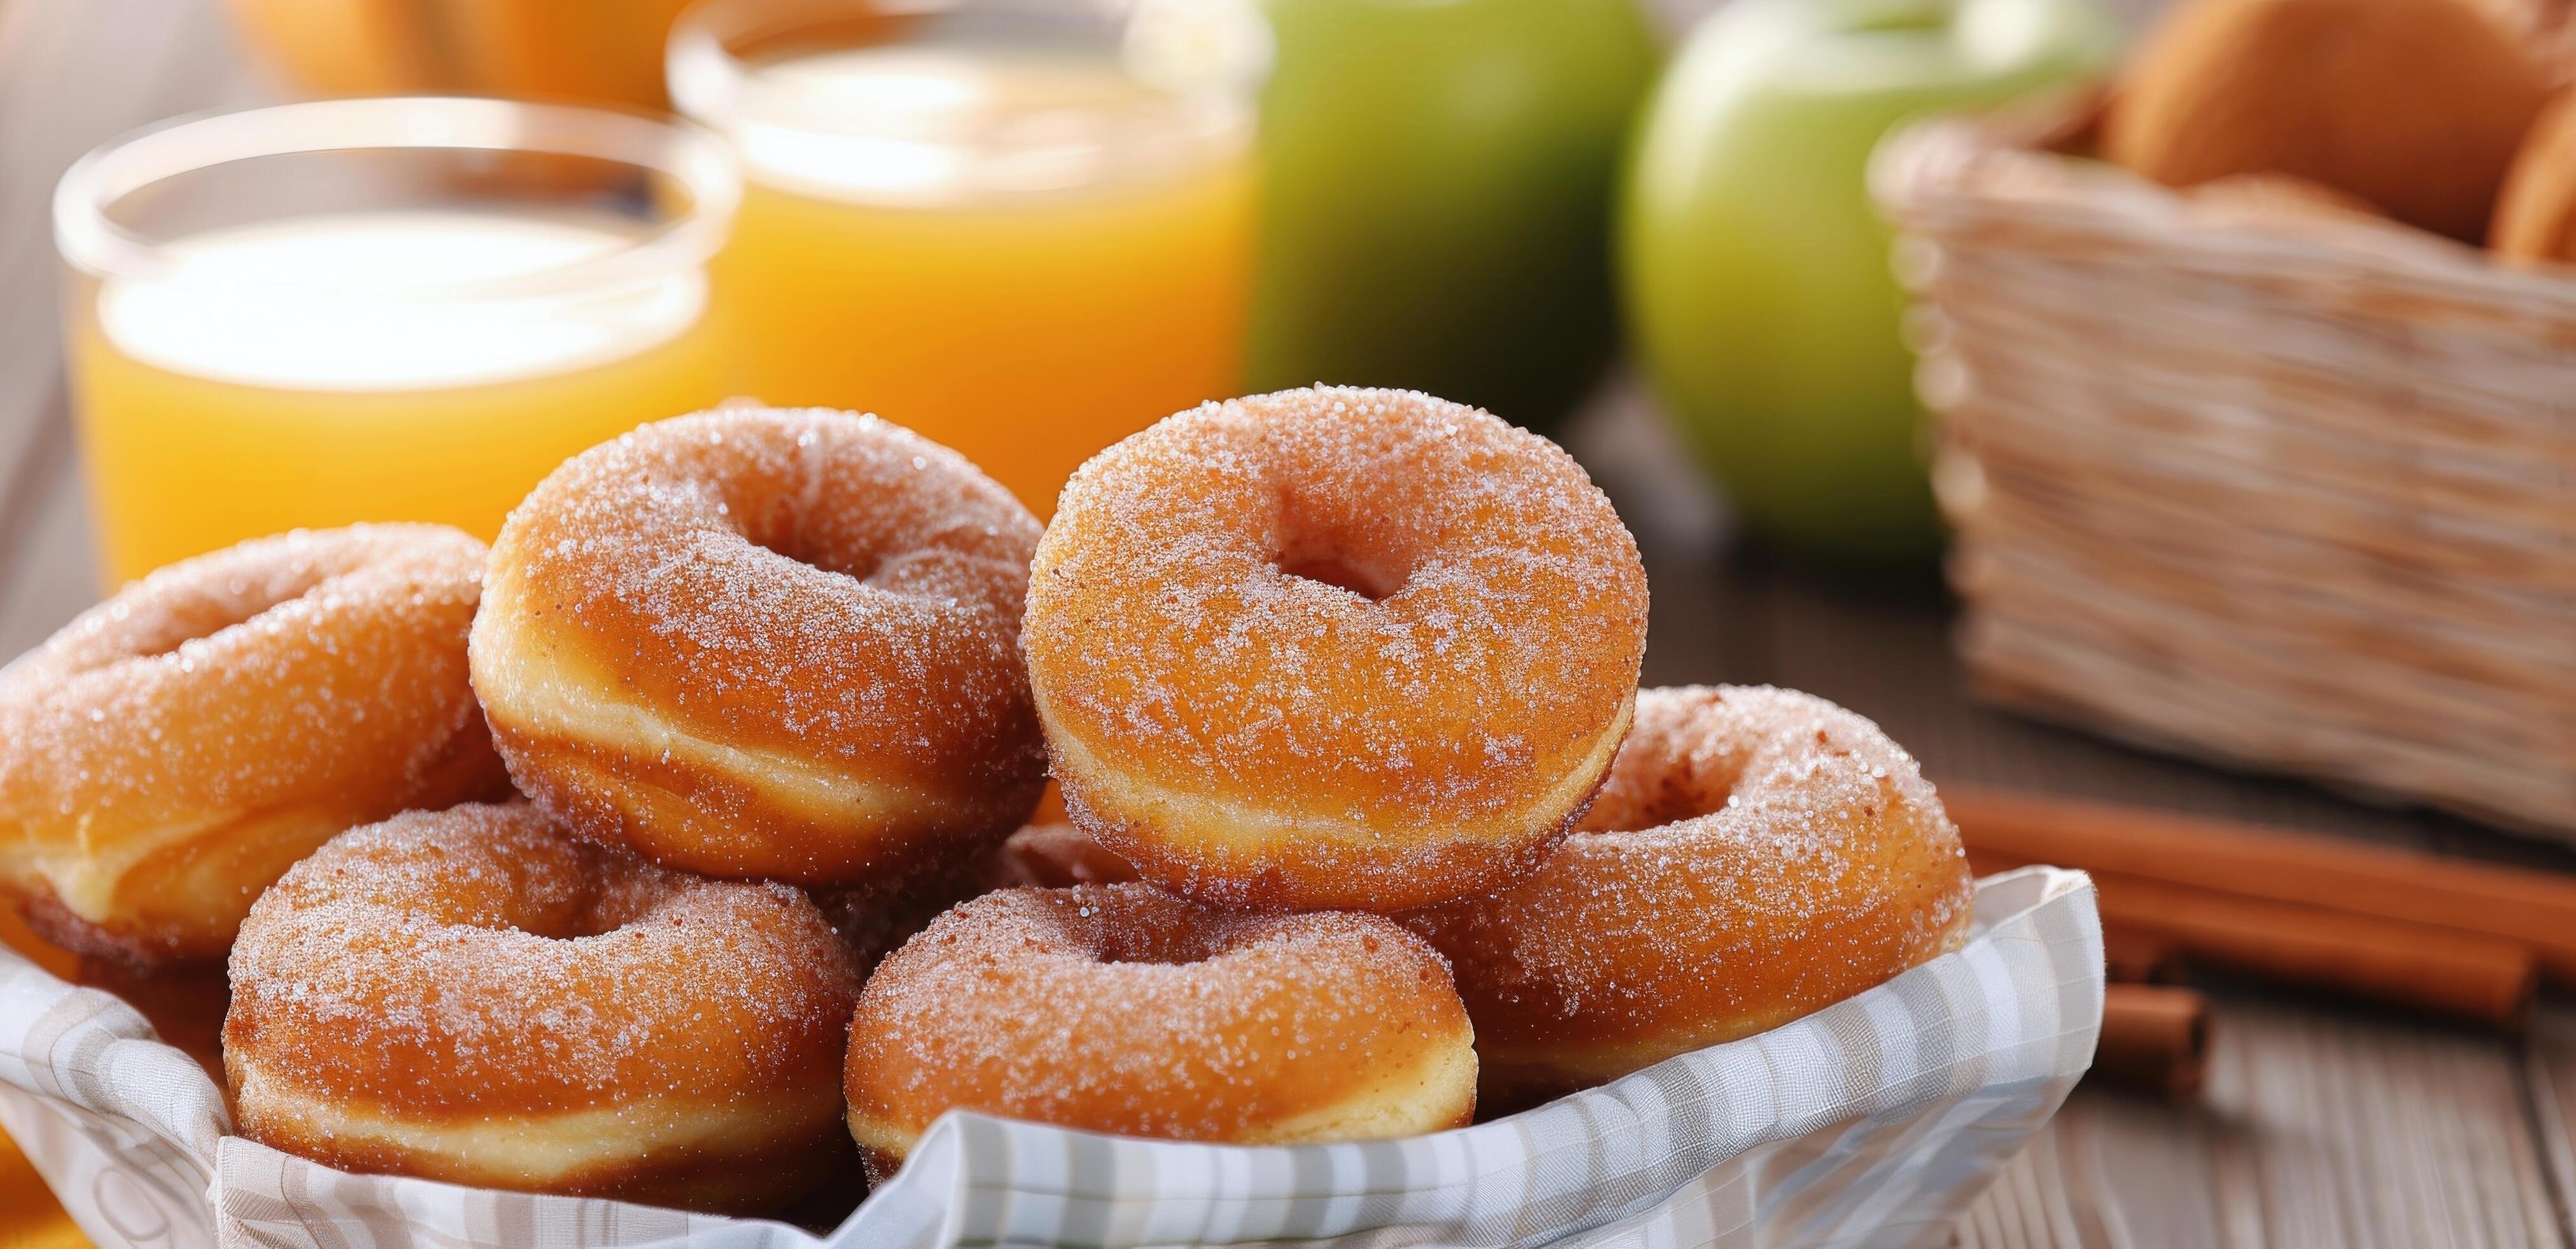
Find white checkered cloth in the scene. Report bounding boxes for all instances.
[0,866,2099,1249]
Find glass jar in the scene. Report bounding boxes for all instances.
[55,96,740,582]
[670,0,1269,514]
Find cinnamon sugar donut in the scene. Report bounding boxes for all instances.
[1023,387,1649,912]
[844,883,1477,1180]
[225,802,860,1212]
[1401,686,1976,1109]
[0,524,506,966]
[471,405,1047,886]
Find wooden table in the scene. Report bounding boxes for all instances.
[4,2,2573,1246]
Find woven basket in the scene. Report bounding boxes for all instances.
[1872,98,2576,837]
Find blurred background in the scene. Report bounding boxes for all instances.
[2,0,2573,1245]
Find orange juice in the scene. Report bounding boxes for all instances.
[68,210,723,582]
[678,29,1263,514]
[54,98,738,584]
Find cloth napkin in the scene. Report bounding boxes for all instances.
[1,866,2100,1249]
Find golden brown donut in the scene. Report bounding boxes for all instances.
[1023,387,1649,912]
[1400,686,1976,1110]
[224,802,861,1213]
[0,524,506,966]
[844,883,1477,1181]
[471,405,1047,886]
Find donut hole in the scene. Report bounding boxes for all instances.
[1090,922,1221,966]
[1276,549,1402,601]
[1583,763,1736,835]
[127,573,335,660]
[739,516,883,587]
[510,909,621,941]
[490,862,677,941]
[1625,774,1729,831]
[1273,526,1411,602]
[1069,904,1237,966]
[1266,475,1421,602]
[477,895,615,941]
[576,870,701,936]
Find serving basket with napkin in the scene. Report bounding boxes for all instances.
[1,867,2097,1249]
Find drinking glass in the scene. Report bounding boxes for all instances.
[55,97,740,582]
[670,0,1269,514]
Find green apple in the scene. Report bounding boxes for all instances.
[1248,0,1660,430]
[1622,0,2115,563]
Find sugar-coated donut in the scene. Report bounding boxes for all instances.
[1023,387,1649,912]
[225,802,861,1213]
[1400,686,1976,1109]
[0,525,506,967]
[844,883,1477,1180]
[471,405,1048,886]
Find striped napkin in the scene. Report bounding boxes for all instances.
[0,866,2099,1249]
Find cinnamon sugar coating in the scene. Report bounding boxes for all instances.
[0,524,507,965]
[1023,387,1649,912]
[225,802,861,1212]
[844,883,1478,1180]
[1400,686,1977,1110]
[471,405,1047,886]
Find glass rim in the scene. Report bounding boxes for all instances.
[666,0,1274,147]
[53,96,743,299]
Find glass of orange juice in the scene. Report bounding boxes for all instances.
[54,97,740,584]
[669,0,1269,515]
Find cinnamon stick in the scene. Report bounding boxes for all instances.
[1948,788,2576,986]
[1969,848,2538,1030]
[2092,984,2210,1099]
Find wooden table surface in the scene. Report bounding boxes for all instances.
[4,2,2574,1246]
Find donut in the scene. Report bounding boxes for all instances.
[844,883,1477,1180]
[224,802,861,1213]
[0,524,507,967]
[1023,386,1650,912]
[1400,686,1976,1110]
[470,405,1048,886]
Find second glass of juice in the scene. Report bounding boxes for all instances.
[671,0,1268,515]
[55,97,739,584]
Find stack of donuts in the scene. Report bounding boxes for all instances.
[0,387,1975,1214]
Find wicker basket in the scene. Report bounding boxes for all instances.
[1872,99,2576,837]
